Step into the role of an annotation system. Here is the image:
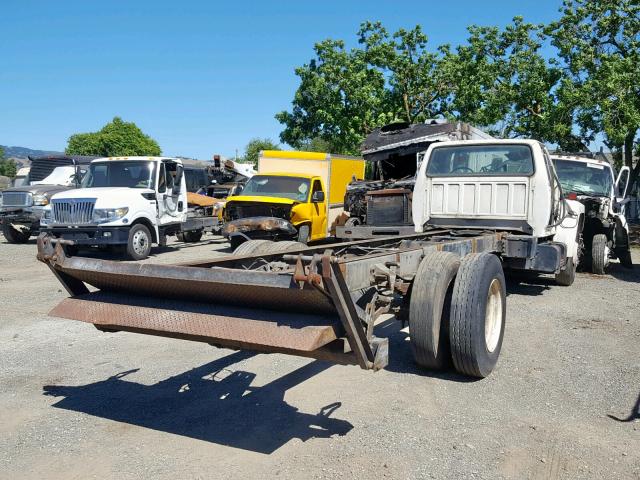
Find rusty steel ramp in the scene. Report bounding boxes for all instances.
[37,235,388,370]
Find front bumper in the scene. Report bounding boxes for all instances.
[43,226,131,245]
[222,216,298,240]
[0,207,43,230]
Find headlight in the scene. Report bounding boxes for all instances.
[40,208,52,226]
[0,193,3,207]
[32,193,49,206]
[92,207,129,224]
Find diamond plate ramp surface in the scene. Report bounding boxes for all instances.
[50,291,342,352]
[55,257,335,315]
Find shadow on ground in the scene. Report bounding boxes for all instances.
[375,317,481,383]
[43,351,352,454]
[606,260,639,283]
[608,391,640,423]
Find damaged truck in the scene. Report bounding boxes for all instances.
[337,121,493,239]
[38,138,583,379]
[552,154,633,273]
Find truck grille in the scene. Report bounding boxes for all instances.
[2,192,32,207]
[52,199,96,224]
[225,202,292,221]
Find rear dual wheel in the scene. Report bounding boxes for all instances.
[410,252,506,378]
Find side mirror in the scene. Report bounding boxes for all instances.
[615,166,630,199]
[312,191,325,203]
[174,164,184,188]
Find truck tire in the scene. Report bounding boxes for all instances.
[233,239,272,256]
[181,231,203,243]
[591,234,609,275]
[345,217,361,227]
[255,240,306,254]
[297,224,310,244]
[616,248,633,269]
[126,224,152,260]
[555,256,576,286]
[409,251,460,370]
[449,253,506,378]
[1,223,31,244]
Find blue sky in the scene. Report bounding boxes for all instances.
[1,1,564,159]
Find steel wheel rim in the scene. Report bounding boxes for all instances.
[604,244,610,268]
[485,278,503,353]
[132,230,149,255]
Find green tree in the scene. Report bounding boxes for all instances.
[66,117,161,157]
[298,137,337,152]
[0,147,17,178]
[277,20,574,154]
[442,17,583,148]
[549,0,640,186]
[242,138,280,166]
[275,27,396,155]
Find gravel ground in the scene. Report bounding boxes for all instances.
[0,235,639,480]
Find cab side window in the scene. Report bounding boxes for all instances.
[158,163,167,193]
[311,180,324,202]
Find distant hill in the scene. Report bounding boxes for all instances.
[1,145,63,159]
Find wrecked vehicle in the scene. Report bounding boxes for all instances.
[552,154,633,273]
[0,155,94,243]
[38,139,583,382]
[223,150,364,247]
[338,121,493,239]
[40,156,219,259]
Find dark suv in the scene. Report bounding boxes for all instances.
[0,155,95,243]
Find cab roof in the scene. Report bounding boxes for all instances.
[253,172,318,179]
[550,154,612,169]
[91,156,182,163]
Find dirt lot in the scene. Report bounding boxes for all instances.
[1,235,639,480]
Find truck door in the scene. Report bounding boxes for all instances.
[157,160,184,225]
[309,179,327,240]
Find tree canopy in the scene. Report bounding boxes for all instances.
[277,0,640,187]
[549,0,640,182]
[241,138,280,166]
[0,147,17,178]
[66,117,161,157]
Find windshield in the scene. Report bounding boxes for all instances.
[427,145,534,176]
[33,166,83,186]
[12,177,28,187]
[241,175,310,201]
[81,161,156,189]
[552,159,613,197]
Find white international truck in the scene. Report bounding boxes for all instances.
[552,154,632,273]
[40,156,217,260]
[38,139,584,380]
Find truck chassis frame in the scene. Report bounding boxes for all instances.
[37,229,515,375]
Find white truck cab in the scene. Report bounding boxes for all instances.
[413,139,585,285]
[552,154,632,272]
[41,156,214,259]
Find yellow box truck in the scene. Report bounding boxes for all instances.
[222,150,364,247]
